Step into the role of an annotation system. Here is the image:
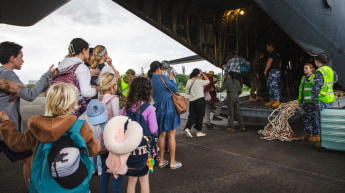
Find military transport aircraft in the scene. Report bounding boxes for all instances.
[1,0,345,123]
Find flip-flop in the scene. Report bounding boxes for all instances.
[170,161,182,169]
[158,160,169,168]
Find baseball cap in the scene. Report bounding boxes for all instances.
[87,99,107,125]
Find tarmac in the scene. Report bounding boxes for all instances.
[1,97,345,193]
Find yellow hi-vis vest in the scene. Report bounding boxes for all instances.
[316,65,335,103]
[121,74,129,97]
[298,74,315,103]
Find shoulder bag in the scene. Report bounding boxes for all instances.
[159,75,188,114]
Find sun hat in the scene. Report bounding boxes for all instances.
[207,71,215,76]
[87,99,107,125]
[126,69,136,76]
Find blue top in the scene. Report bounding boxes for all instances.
[150,74,180,133]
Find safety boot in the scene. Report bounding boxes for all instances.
[249,96,256,102]
[308,134,320,142]
[303,133,312,141]
[272,100,280,108]
[256,96,264,100]
[265,100,275,106]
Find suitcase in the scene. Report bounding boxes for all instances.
[320,109,345,151]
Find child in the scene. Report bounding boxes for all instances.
[121,77,158,193]
[298,63,316,141]
[99,72,122,193]
[0,82,99,191]
[216,71,245,131]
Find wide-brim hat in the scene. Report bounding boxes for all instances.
[207,71,215,76]
[103,116,143,155]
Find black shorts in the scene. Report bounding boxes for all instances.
[0,141,32,162]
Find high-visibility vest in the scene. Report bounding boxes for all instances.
[316,65,335,103]
[298,74,315,103]
[121,74,129,97]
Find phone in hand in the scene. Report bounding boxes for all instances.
[168,67,172,74]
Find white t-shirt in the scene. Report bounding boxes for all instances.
[96,63,115,85]
[186,79,210,101]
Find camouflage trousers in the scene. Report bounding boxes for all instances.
[267,69,281,101]
[314,101,333,135]
[250,76,261,97]
[301,103,317,134]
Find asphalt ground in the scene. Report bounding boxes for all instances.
[1,97,345,193]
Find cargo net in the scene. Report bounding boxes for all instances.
[258,100,302,141]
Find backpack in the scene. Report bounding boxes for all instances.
[78,112,107,155]
[239,58,250,76]
[125,103,155,176]
[29,120,94,193]
[51,63,87,117]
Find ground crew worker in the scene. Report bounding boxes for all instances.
[311,54,338,143]
[249,51,265,102]
[264,42,281,108]
[298,63,316,141]
[216,71,245,132]
[118,69,136,108]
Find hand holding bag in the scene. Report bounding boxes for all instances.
[159,75,188,114]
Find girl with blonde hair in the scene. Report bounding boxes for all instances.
[98,72,122,193]
[90,45,120,86]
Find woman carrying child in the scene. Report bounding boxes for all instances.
[121,76,158,193]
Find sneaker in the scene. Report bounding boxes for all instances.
[184,129,193,138]
[196,132,206,137]
[212,115,222,121]
[226,128,236,132]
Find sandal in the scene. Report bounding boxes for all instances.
[158,160,169,168]
[170,161,182,169]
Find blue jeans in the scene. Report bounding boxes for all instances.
[90,155,102,174]
[100,153,123,193]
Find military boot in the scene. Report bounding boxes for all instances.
[256,96,264,100]
[265,100,275,106]
[249,96,256,102]
[303,133,312,141]
[308,134,320,142]
[272,100,280,108]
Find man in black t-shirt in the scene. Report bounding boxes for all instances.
[264,43,282,108]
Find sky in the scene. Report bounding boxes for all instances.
[0,0,222,84]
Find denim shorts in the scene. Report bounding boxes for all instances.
[0,141,32,162]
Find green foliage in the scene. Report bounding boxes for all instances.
[26,84,34,88]
[242,84,250,93]
[175,73,188,93]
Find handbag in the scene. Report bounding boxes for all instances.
[159,75,188,114]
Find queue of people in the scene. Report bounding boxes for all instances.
[0,39,339,193]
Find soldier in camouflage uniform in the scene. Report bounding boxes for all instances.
[249,51,264,102]
[264,43,281,108]
[311,54,338,143]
